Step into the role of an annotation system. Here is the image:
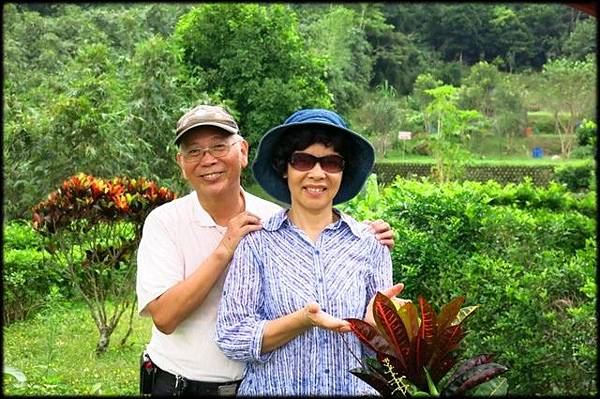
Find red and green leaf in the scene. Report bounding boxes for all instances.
[430,351,459,384]
[442,362,508,395]
[418,296,437,344]
[436,296,464,334]
[397,301,419,343]
[445,353,494,389]
[345,318,394,357]
[418,296,438,368]
[373,292,411,370]
[349,367,394,396]
[426,324,465,372]
[450,305,479,326]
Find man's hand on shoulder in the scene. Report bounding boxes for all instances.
[217,211,263,260]
[365,219,395,251]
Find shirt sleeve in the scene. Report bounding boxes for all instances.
[365,237,394,311]
[216,234,273,363]
[136,209,184,316]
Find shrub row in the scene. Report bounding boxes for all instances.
[3,221,73,324]
[339,175,596,396]
[374,160,595,191]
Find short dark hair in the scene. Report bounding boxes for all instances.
[271,126,352,182]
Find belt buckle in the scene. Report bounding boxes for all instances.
[217,383,238,396]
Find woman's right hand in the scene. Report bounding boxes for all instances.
[303,302,351,333]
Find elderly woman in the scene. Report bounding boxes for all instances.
[216,109,404,396]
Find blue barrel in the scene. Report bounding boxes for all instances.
[532,147,544,158]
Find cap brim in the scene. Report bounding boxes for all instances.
[251,121,374,205]
[174,122,238,144]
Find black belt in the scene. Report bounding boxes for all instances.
[154,366,242,396]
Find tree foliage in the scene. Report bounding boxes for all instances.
[174,4,333,161]
[301,5,373,114]
[540,55,597,157]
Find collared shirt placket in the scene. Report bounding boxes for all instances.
[313,231,332,392]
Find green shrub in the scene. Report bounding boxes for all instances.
[339,176,596,395]
[527,111,569,135]
[575,119,597,147]
[554,160,595,192]
[3,220,45,250]
[3,221,67,324]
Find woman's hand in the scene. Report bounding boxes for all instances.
[304,302,351,333]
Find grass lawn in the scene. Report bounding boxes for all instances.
[3,300,152,395]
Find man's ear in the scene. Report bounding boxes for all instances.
[239,139,249,168]
[176,153,188,179]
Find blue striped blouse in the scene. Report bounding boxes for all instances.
[216,209,393,396]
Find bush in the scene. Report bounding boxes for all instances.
[3,221,68,324]
[575,119,597,147]
[339,176,596,395]
[526,111,569,134]
[554,160,595,192]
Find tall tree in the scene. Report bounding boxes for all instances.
[301,5,373,114]
[351,81,402,158]
[540,55,597,158]
[174,3,333,168]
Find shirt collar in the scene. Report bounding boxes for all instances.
[191,188,249,227]
[263,208,365,239]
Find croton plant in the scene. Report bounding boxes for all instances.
[345,293,508,396]
[31,173,176,354]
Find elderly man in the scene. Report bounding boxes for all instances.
[136,105,394,396]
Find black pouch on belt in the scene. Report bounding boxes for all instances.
[140,351,157,395]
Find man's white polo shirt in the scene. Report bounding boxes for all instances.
[136,189,282,382]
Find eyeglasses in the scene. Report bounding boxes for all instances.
[181,139,242,162]
[289,152,345,173]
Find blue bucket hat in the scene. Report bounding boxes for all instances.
[251,109,375,205]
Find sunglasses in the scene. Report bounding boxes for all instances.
[289,152,345,173]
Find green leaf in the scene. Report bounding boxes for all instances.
[450,305,479,326]
[471,376,508,396]
[424,367,439,396]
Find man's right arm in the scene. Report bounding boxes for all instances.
[138,211,262,335]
